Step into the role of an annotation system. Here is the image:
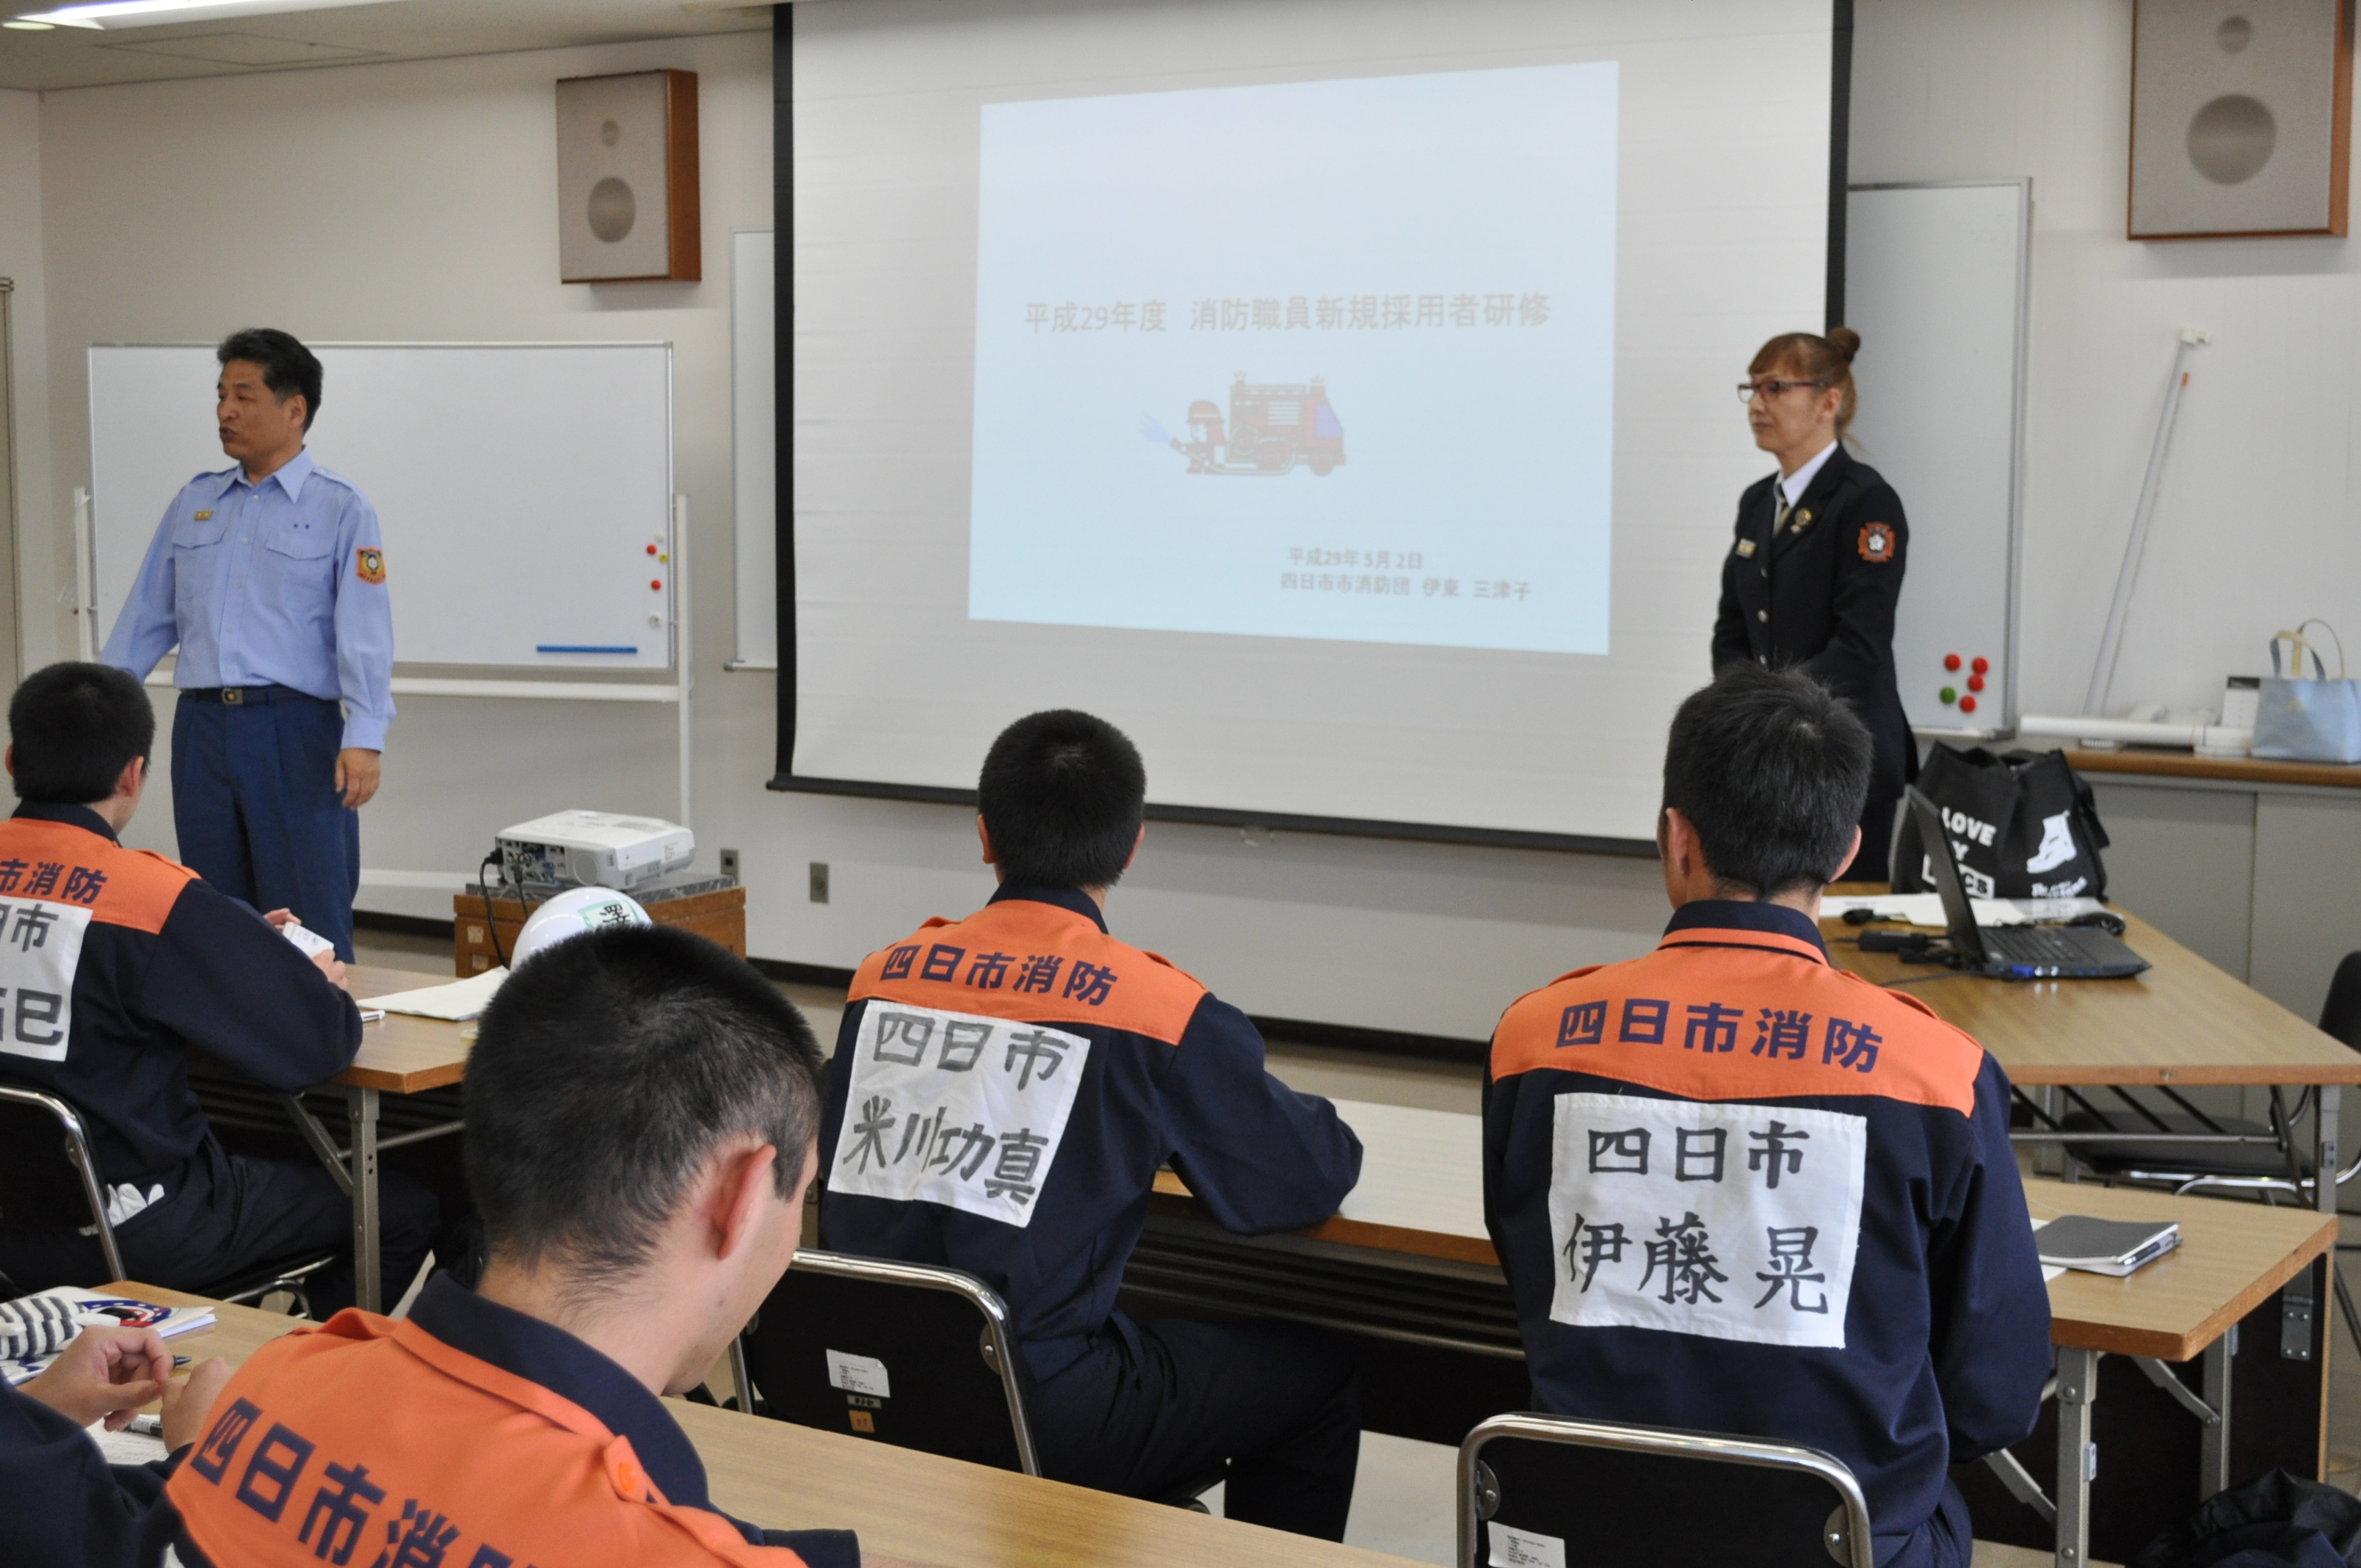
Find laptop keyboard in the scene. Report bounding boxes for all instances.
[1986,927,2096,965]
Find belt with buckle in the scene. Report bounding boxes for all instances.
[182,685,291,707]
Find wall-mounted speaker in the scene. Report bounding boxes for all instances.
[2130,0,2353,239]
[556,69,702,282]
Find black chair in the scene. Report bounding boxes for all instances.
[0,1086,334,1314]
[1459,1412,1876,1568]
[739,1249,1222,1509]
[2059,951,2361,1351]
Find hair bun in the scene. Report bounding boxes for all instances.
[1825,326,1861,363]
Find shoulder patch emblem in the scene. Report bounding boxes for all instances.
[355,548,386,585]
[1857,521,1896,563]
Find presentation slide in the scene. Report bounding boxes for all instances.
[790,0,1836,843]
[968,65,1617,655]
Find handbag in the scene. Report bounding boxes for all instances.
[2254,621,2361,765]
[1889,743,2111,900]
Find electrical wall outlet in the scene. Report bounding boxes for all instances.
[809,862,830,904]
[719,847,740,880]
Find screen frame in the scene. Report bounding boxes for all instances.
[766,0,1855,859]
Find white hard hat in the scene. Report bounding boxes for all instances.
[509,885,652,968]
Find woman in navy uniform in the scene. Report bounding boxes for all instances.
[1711,327,1914,880]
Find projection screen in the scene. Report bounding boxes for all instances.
[781,0,1846,847]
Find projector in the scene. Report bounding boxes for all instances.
[496,810,694,891]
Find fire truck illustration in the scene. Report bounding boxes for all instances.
[1169,373,1346,476]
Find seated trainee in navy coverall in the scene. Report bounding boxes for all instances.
[142,926,867,1568]
[0,663,439,1317]
[1484,665,2050,1568]
[817,709,1367,1540]
[0,1321,231,1568]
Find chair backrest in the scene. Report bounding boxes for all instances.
[739,1249,1036,1474]
[0,1086,125,1282]
[2320,952,2361,1052]
[1459,1412,1876,1568]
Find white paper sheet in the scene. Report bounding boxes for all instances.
[359,967,509,1022]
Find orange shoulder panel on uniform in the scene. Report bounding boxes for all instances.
[164,1312,804,1568]
[1490,942,1984,1116]
[849,897,1208,1045]
[0,819,194,935]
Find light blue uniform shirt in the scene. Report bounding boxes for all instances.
[102,449,395,752]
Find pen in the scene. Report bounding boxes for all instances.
[358,1009,385,1024]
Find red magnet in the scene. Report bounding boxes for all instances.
[646,544,658,556]
[1959,694,1979,714]
[1970,656,1989,675]
[1943,653,1961,672]
[1967,674,1984,693]
[650,579,663,591]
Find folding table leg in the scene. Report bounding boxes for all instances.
[2201,1329,2234,1499]
[2318,1086,2340,1216]
[2056,1347,2098,1568]
[348,1086,381,1313]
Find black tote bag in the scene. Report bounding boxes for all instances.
[1888,744,2111,900]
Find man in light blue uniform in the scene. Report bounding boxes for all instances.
[102,328,393,962]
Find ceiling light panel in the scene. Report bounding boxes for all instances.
[13,0,391,30]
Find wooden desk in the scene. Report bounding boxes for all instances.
[2060,748,2361,793]
[1146,1108,2341,1566]
[104,1279,310,1373]
[1821,906,2360,1091]
[340,965,474,1094]
[679,1397,1414,1568]
[1818,883,2354,1454]
[262,966,473,1312]
[2028,1180,2334,1362]
[1153,1100,1492,1268]
[106,1281,1417,1568]
[2014,1182,2337,1568]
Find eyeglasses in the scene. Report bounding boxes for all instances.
[1738,378,1826,402]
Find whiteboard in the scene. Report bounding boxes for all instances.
[1843,181,2028,733]
[88,343,675,671]
[731,229,778,668]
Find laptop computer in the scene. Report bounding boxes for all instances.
[1903,787,2150,980]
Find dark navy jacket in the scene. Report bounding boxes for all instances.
[1484,902,2050,1560]
[0,802,358,1191]
[819,885,1363,1380]
[142,1275,860,1567]
[1711,446,1917,814]
[0,1374,170,1568]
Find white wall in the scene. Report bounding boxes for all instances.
[1852,0,2361,716]
[0,87,51,688]
[21,1,2346,1043]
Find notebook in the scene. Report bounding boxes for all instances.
[1,1287,217,1384]
[2034,1215,2180,1277]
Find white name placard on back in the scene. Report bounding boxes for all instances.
[832,1001,1089,1228]
[0,899,90,1063]
[1545,1092,1867,1349]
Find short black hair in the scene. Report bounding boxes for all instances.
[1662,664,1873,898]
[463,924,824,1285]
[977,709,1146,890]
[217,327,322,432]
[8,663,154,805]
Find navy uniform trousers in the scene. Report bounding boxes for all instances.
[0,1136,438,1320]
[1026,1313,1362,1539]
[171,686,360,962]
